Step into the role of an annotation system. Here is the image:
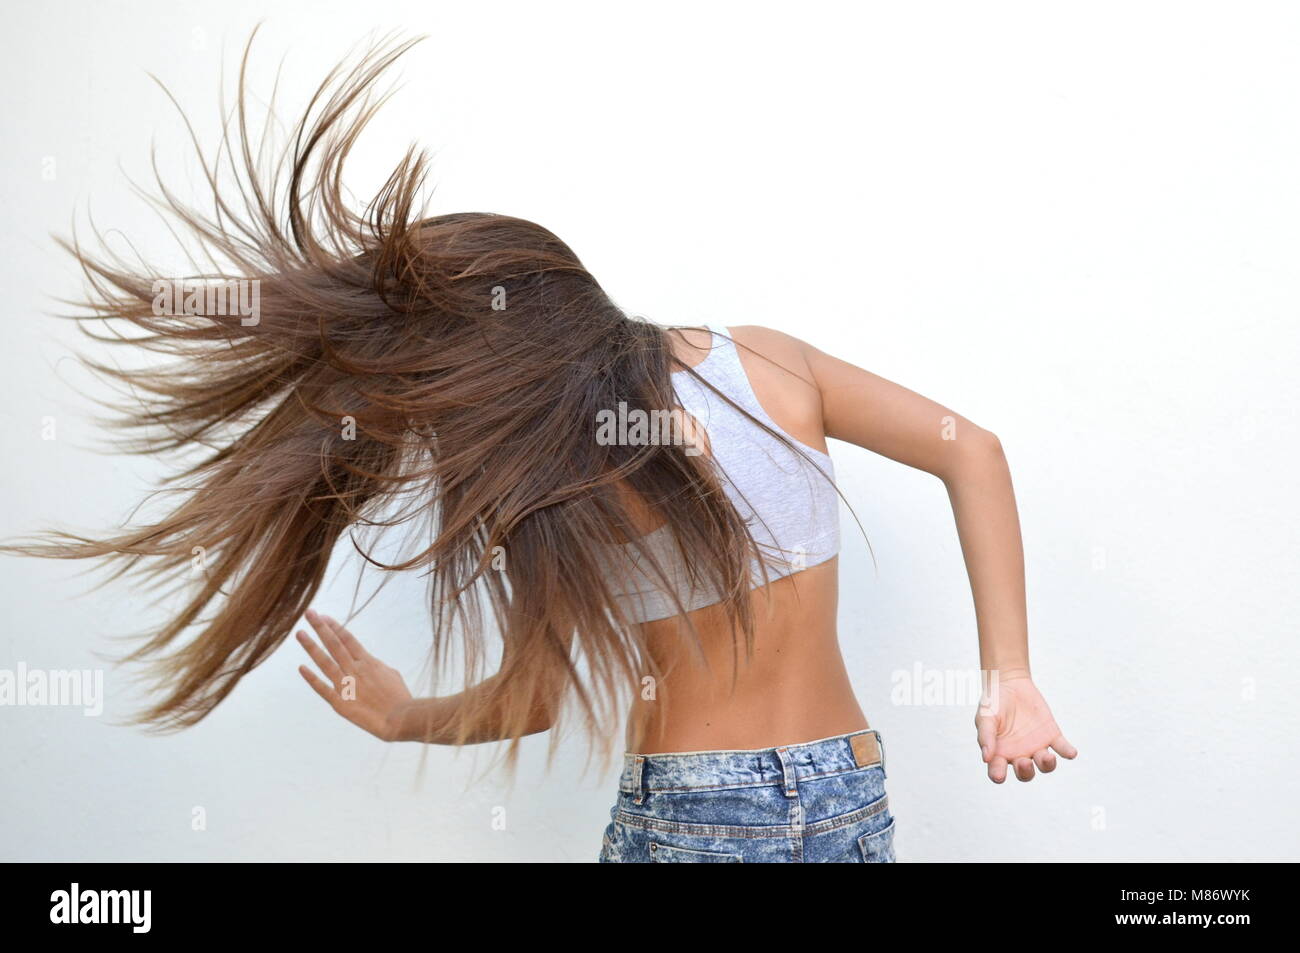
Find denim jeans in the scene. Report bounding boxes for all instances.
[598,728,897,863]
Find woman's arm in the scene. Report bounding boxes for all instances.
[811,355,1032,680]
[388,672,556,744]
[296,609,555,744]
[748,327,1076,782]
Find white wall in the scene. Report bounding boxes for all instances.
[1,0,1297,861]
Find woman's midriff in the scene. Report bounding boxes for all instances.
[625,557,869,754]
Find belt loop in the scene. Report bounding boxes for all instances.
[875,729,887,779]
[774,746,798,798]
[631,755,646,805]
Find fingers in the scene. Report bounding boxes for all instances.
[988,745,1070,784]
[1050,734,1079,759]
[296,630,342,684]
[335,623,369,662]
[298,664,342,713]
[987,755,1008,784]
[1033,748,1057,774]
[984,731,1075,785]
[306,608,355,669]
[311,608,369,660]
[975,714,997,764]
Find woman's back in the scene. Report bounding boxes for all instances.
[625,325,869,753]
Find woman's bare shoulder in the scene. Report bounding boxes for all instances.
[725,325,826,450]
[726,325,812,371]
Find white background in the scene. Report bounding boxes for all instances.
[2,0,1297,861]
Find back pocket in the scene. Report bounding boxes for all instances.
[649,841,743,863]
[857,818,897,863]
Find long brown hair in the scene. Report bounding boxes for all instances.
[3,31,829,767]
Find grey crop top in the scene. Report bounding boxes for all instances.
[600,324,841,623]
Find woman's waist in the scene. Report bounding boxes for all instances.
[633,620,858,746]
[629,702,873,764]
[617,726,886,796]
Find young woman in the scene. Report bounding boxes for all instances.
[6,36,1075,863]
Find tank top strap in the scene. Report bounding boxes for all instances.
[699,324,765,419]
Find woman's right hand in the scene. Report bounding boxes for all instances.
[974,674,1078,783]
[296,608,414,742]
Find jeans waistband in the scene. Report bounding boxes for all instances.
[618,728,886,800]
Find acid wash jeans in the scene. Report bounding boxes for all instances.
[598,728,897,863]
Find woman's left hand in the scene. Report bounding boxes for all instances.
[296,608,414,741]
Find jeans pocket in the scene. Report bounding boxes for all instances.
[857,818,897,863]
[649,841,744,863]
